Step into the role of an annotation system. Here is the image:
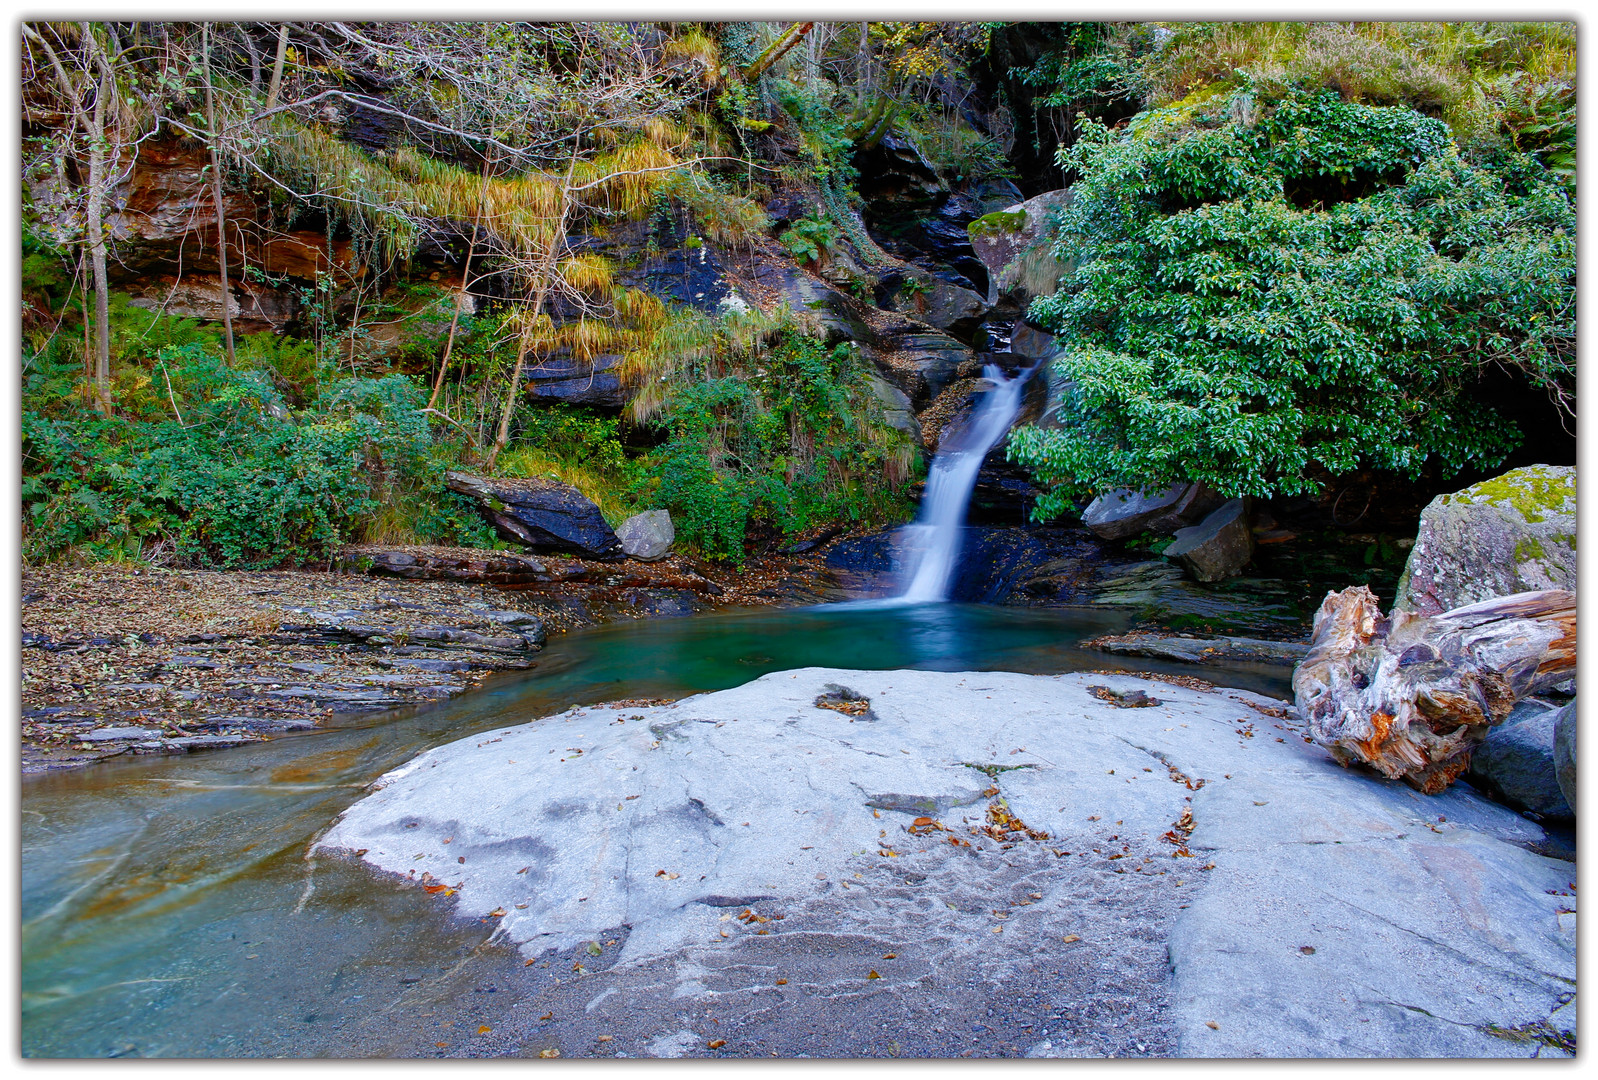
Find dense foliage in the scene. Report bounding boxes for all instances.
[21,296,492,567]
[1008,86,1575,517]
[632,315,917,562]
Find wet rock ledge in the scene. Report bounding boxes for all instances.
[20,547,821,773]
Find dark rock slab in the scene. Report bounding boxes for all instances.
[1164,499,1255,583]
[523,352,625,408]
[1083,632,1308,666]
[1553,700,1576,814]
[1469,700,1574,819]
[1082,484,1217,541]
[446,471,623,561]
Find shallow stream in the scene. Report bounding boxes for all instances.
[22,602,1293,1057]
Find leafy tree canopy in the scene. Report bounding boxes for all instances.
[1008,85,1574,519]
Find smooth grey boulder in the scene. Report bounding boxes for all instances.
[1553,700,1576,814]
[447,471,623,561]
[1164,498,1254,583]
[617,509,675,562]
[320,667,1575,1058]
[1395,464,1576,616]
[884,272,989,335]
[1083,483,1213,541]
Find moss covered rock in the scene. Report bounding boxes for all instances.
[1395,464,1576,616]
[966,188,1075,302]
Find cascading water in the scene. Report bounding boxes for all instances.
[894,363,1035,603]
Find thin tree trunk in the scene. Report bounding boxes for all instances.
[265,23,289,108]
[202,23,236,365]
[82,24,113,413]
[428,157,493,410]
[742,22,814,81]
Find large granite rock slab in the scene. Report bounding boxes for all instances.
[446,471,623,561]
[1469,700,1575,818]
[1395,464,1576,617]
[319,667,1575,1058]
[1163,499,1254,583]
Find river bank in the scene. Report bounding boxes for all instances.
[18,548,821,773]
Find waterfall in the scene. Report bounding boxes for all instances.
[893,364,1034,603]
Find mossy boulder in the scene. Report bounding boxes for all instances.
[966,188,1075,302]
[1395,464,1576,616]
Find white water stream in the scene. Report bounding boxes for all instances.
[894,363,1035,603]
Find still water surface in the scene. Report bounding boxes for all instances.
[22,602,1291,1057]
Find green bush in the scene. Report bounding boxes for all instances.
[21,340,492,567]
[1009,87,1574,520]
[638,329,916,561]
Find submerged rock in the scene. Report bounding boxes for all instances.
[1395,464,1576,616]
[447,471,623,561]
[1164,499,1255,583]
[617,510,675,562]
[319,666,1575,1058]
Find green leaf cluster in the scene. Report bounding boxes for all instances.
[1010,88,1574,520]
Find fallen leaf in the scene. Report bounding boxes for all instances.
[882,953,897,959]
[597,1035,613,1042]
[478,1025,492,1035]
[539,1012,553,1021]
[1029,892,1043,900]
[539,1048,560,1058]
[1205,1021,1219,1030]
[435,1041,449,1048]
[516,866,529,874]
[488,908,507,917]
[524,958,537,966]
[708,1039,726,1049]
[1062,934,1081,943]
[1299,945,1316,955]
[867,970,880,979]
[990,926,1003,934]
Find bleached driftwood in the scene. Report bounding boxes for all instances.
[1293,587,1575,794]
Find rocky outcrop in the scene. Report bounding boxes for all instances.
[319,666,1576,1058]
[617,510,675,562]
[1468,699,1575,818]
[1395,464,1576,616]
[746,262,873,346]
[968,188,1075,302]
[878,270,989,336]
[523,351,626,408]
[1164,499,1254,583]
[1082,484,1218,541]
[1293,586,1577,794]
[872,327,973,408]
[446,471,623,561]
[1008,322,1058,362]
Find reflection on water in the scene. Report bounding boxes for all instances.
[22,602,1291,1057]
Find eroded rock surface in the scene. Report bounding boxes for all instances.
[1164,499,1255,583]
[319,667,1575,1058]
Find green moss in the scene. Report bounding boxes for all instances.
[1460,465,1576,524]
[968,210,1028,239]
[1514,536,1546,563]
